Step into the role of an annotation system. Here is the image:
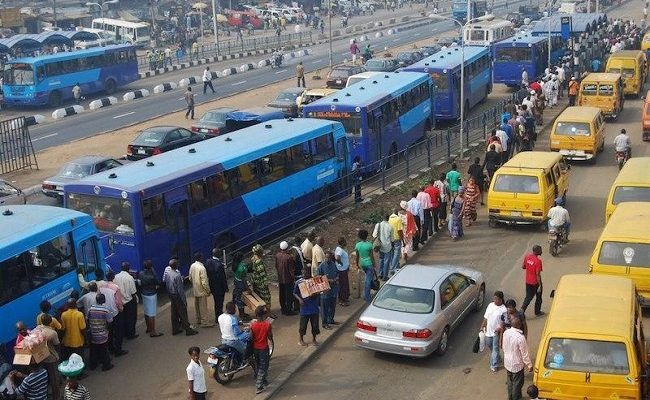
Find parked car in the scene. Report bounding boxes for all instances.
[267,87,306,117]
[396,51,424,67]
[354,264,485,357]
[297,88,339,113]
[0,178,26,206]
[436,36,461,48]
[419,45,441,57]
[364,57,399,72]
[506,11,524,27]
[326,64,366,89]
[127,126,205,161]
[345,71,383,87]
[42,156,124,200]
[191,107,239,137]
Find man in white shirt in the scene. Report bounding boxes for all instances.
[521,68,529,88]
[186,346,207,400]
[503,317,533,400]
[614,128,632,158]
[481,291,506,372]
[547,198,571,240]
[495,126,509,164]
[407,190,424,251]
[218,302,251,360]
[202,66,215,94]
[114,262,139,339]
[164,47,172,67]
[372,214,394,280]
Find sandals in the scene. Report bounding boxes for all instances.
[149,332,164,338]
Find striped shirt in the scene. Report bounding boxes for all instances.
[87,304,113,344]
[64,384,92,400]
[16,368,48,400]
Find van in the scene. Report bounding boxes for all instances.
[577,73,624,119]
[533,274,647,400]
[296,88,339,113]
[549,106,605,162]
[606,50,647,96]
[604,157,650,221]
[346,71,383,87]
[487,151,569,226]
[642,32,650,60]
[223,107,284,133]
[643,90,650,141]
[591,203,650,307]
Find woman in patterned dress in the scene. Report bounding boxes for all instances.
[250,244,276,318]
[463,177,480,226]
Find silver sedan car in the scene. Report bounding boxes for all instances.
[354,264,485,357]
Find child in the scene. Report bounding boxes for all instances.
[250,306,273,394]
[294,268,320,347]
[527,384,545,400]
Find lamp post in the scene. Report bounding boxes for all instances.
[328,0,333,71]
[429,14,489,158]
[211,0,219,52]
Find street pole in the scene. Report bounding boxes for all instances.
[53,0,58,28]
[547,1,551,68]
[460,22,465,159]
[328,0,333,71]
[211,0,219,51]
[200,10,204,44]
[466,0,472,22]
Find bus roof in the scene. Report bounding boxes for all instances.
[402,46,489,72]
[304,71,429,109]
[465,18,513,29]
[500,151,562,170]
[68,118,344,193]
[494,34,547,46]
[6,44,133,64]
[608,49,645,59]
[612,157,650,186]
[545,274,635,339]
[92,18,150,28]
[601,202,650,240]
[556,106,601,121]
[0,205,91,257]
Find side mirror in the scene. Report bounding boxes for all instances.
[550,289,555,298]
[468,278,477,285]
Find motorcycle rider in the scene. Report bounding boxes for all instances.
[363,44,373,61]
[547,197,571,242]
[614,128,632,159]
[218,302,251,364]
[272,49,283,68]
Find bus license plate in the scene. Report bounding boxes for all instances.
[137,149,146,155]
[511,211,522,217]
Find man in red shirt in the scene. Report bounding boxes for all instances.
[521,245,544,317]
[424,179,441,235]
[250,306,273,394]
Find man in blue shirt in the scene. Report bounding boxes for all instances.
[317,251,340,330]
[500,118,514,159]
[294,268,321,346]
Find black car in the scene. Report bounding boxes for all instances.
[419,45,441,57]
[191,107,239,137]
[127,126,205,160]
[506,12,524,27]
[364,57,399,72]
[326,65,366,89]
[267,87,306,117]
[396,51,424,67]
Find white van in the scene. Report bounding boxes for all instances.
[346,71,383,87]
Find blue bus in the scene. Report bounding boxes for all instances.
[2,44,138,107]
[452,0,487,21]
[302,71,434,168]
[64,118,350,278]
[0,205,106,350]
[493,35,566,87]
[401,46,492,121]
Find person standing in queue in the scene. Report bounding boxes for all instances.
[189,252,213,328]
[114,262,139,340]
[163,258,198,336]
[275,241,297,315]
[351,156,363,203]
[139,260,163,338]
[205,248,229,325]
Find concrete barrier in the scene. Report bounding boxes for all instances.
[367,22,375,28]
[88,96,118,111]
[375,21,383,27]
[304,49,310,55]
[123,89,150,101]
[258,59,271,68]
[10,115,45,129]
[401,16,410,22]
[375,31,384,38]
[179,76,200,87]
[387,29,396,35]
[153,82,177,94]
[354,25,363,31]
[332,29,341,37]
[239,64,250,72]
[345,27,354,34]
[358,34,369,42]
[52,105,84,119]
[389,18,396,24]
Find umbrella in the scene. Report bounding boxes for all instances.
[216,13,227,22]
[193,2,208,9]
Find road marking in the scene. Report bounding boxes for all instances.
[113,111,136,119]
[392,38,400,42]
[232,80,247,86]
[341,52,348,56]
[275,70,288,74]
[413,32,421,36]
[32,133,58,142]
[311,59,323,64]
[178,97,185,101]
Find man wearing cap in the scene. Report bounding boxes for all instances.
[568,77,578,106]
[548,198,571,241]
[276,241,297,315]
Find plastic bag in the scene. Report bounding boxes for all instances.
[479,330,486,352]
[64,353,84,371]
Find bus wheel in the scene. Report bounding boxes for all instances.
[48,91,61,108]
[104,79,117,95]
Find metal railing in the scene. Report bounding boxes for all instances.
[137,31,313,72]
[0,117,39,174]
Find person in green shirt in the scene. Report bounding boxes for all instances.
[232,252,251,321]
[355,229,376,303]
[446,163,462,197]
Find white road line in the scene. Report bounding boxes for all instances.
[113,111,136,119]
[178,97,185,101]
[392,38,400,42]
[341,52,348,56]
[311,59,323,64]
[32,133,58,142]
[231,80,247,86]
[413,32,421,36]
[275,70,287,74]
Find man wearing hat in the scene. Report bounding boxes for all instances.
[275,241,297,315]
[568,77,578,106]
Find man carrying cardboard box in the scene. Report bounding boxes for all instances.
[294,267,321,347]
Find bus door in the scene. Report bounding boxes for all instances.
[165,188,191,268]
[371,110,383,167]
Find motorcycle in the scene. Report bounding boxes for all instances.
[616,150,629,170]
[548,225,567,257]
[341,17,348,27]
[205,338,274,385]
[271,53,283,69]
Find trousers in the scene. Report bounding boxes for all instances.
[170,294,191,332]
[506,369,525,400]
[123,298,137,338]
[279,283,295,314]
[194,295,211,326]
[521,283,542,315]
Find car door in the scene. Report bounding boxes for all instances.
[163,129,183,152]
[448,273,474,320]
[438,277,462,330]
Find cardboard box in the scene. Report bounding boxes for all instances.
[13,341,50,365]
[242,291,266,311]
[298,275,331,297]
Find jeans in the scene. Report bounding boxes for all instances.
[549,221,571,238]
[506,369,525,400]
[254,347,270,390]
[485,333,500,369]
[422,209,432,242]
[389,240,402,274]
[363,268,374,302]
[223,331,251,359]
[522,283,542,315]
[378,250,392,279]
[321,290,338,325]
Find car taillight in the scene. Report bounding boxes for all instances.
[152,147,162,155]
[532,211,544,217]
[191,127,199,133]
[42,183,55,190]
[356,320,376,332]
[209,128,219,135]
[402,329,432,339]
[127,145,133,155]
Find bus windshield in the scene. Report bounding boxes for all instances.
[495,47,531,62]
[67,193,135,235]
[430,72,449,91]
[325,115,362,136]
[3,63,34,85]
[544,338,629,374]
[136,26,150,37]
[612,186,650,204]
[599,241,650,267]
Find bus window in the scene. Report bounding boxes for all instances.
[599,84,614,95]
[495,48,531,62]
[582,83,598,96]
[287,144,311,171]
[67,193,134,235]
[206,173,232,205]
[30,233,76,289]
[76,237,102,279]
[311,133,335,163]
[3,63,35,85]
[142,195,166,232]
[232,163,261,195]
[430,73,448,91]
[0,253,31,305]
[189,179,211,213]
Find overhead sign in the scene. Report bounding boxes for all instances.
[561,16,572,41]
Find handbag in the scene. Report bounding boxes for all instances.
[372,223,382,252]
[472,336,480,353]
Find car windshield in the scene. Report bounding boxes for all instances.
[329,69,350,78]
[201,111,228,123]
[58,162,94,178]
[397,53,413,61]
[493,174,540,194]
[598,241,650,267]
[612,186,650,204]
[365,60,385,69]
[132,129,166,146]
[554,122,591,136]
[276,91,300,101]
[545,338,629,375]
[373,284,435,313]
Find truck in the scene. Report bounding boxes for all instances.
[452,0,488,21]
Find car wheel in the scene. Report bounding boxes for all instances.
[435,327,449,356]
[474,284,485,312]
